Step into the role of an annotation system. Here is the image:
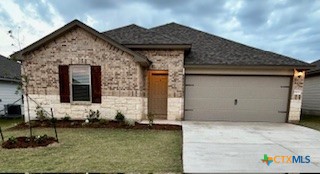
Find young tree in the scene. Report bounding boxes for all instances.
[9,28,33,137]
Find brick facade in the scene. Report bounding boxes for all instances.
[137,50,185,120]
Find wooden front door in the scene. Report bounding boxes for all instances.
[148,71,168,119]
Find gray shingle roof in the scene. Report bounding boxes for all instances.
[150,22,311,67]
[103,24,188,45]
[307,60,320,76]
[0,54,21,81]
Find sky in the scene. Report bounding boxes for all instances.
[0,0,319,63]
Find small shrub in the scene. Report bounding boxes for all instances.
[147,113,154,127]
[124,119,135,126]
[87,109,100,122]
[115,111,125,122]
[8,136,17,144]
[24,137,31,143]
[35,106,49,121]
[96,110,100,118]
[62,114,71,121]
[50,117,57,123]
[35,134,48,143]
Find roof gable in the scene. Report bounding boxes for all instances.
[11,20,150,67]
[151,22,311,68]
[0,54,21,82]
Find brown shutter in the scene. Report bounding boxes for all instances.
[91,66,101,103]
[59,65,70,103]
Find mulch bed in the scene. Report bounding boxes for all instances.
[8,120,182,131]
[2,136,57,149]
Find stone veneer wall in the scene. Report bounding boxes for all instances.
[137,50,185,120]
[288,70,305,123]
[22,27,145,120]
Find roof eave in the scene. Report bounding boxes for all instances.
[125,44,192,50]
[0,77,21,83]
[184,64,315,70]
[306,69,320,76]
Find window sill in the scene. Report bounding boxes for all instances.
[70,101,92,106]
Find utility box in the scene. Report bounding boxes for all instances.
[4,104,22,117]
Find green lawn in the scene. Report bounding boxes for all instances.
[0,119,182,173]
[299,115,320,131]
[0,117,23,129]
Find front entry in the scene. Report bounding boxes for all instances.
[148,71,168,119]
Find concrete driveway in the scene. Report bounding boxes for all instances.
[183,122,320,173]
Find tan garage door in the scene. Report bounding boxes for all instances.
[185,75,291,122]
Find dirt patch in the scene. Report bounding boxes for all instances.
[8,120,182,131]
[2,136,57,149]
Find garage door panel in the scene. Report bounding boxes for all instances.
[234,77,288,88]
[185,75,290,122]
[186,86,236,99]
[235,87,288,100]
[186,109,286,122]
[185,109,236,121]
[186,76,235,87]
[235,110,286,122]
[185,98,234,110]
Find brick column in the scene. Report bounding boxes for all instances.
[288,69,305,123]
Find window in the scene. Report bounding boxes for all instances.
[59,65,101,103]
[70,65,91,102]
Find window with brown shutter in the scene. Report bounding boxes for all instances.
[59,65,70,103]
[59,65,101,103]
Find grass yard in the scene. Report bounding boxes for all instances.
[299,115,320,131]
[0,117,23,129]
[0,119,182,173]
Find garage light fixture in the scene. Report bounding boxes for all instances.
[295,69,304,78]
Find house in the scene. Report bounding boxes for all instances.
[0,54,23,117]
[302,60,320,116]
[12,20,312,123]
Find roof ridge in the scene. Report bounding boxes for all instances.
[312,59,320,64]
[147,26,185,43]
[103,24,147,33]
[150,22,180,29]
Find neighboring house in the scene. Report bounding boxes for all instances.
[0,54,23,116]
[302,60,320,116]
[12,20,312,123]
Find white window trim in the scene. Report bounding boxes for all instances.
[69,65,92,104]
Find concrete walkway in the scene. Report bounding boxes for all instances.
[138,119,182,125]
[183,121,320,173]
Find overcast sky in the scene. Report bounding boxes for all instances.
[0,0,319,63]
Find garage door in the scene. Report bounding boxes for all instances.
[185,75,290,122]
